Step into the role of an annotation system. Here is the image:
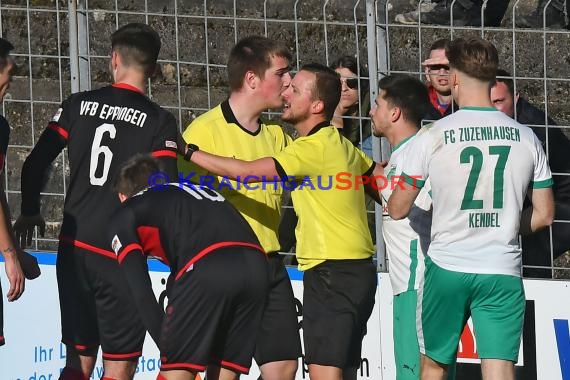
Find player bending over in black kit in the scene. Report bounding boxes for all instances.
[109,154,270,380]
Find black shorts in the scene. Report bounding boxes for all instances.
[57,243,145,360]
[303,258,377,368]
[160,247,269,375]
[254,253,302,365]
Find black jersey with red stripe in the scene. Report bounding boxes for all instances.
[21,84,178,252]
[110,183,264,277]
[109,183,264,344]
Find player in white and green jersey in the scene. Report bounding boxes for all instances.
[372,74,446,380]
[388,38,554,380]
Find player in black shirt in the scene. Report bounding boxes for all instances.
[0,37,24,348]
[0,37,40,348]
[110,155,269,380]
[14,24,178,380]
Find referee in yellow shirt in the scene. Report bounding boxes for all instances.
[178,36,301,380]
[184,63,382,380]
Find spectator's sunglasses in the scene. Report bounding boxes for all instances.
[428,64,450,72]
[340,77,359,90]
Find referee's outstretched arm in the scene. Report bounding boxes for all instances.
[187,146,279,183]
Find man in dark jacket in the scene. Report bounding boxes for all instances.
[491,69,570,278]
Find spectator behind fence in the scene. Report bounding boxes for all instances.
[491,69,570,278]
[177,35,302,380]
[388,37,554,380]
[395,0,509,27]
[517,0,568,29]
[14,23,179,380]
[183,63,383,380]
[423,38,455,123]
[110,155,270,380]
[329,55,372,156]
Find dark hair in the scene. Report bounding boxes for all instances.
[227,36,292,91]
[299,63,341,121]
[329,55,371,145]
[111,23,161,78]
[113,154,160,198]
[428,38,451,53]
[495,68,514,96]
[379,74,430,126]
[330,55,370,98]
[0,38,14,71]
[446,37,498,84]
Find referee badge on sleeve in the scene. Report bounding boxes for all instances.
[112,235,123,255]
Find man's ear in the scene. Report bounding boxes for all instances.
[515,92,520,104]
[118,193,128,203]
[111,51,120,69]
[451,71,459,90]
[391,106,401,123]
[312,99,324,115]
[244,70,258,90]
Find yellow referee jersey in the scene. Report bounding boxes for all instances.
[178,100,291,254]
[273,122,375,271]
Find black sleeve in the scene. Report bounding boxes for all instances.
[363,161,375,177]
[111,206,164,345]
[152,111,179,181]
[278,197,297,252]
[157,156,178,183]
[0,116,11,176]
[21,127,67,216]
[120,249,164,345]
[363,161,381,204]
[0,116,9,156]
[273,158,287,179]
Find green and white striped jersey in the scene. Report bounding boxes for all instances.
[382,134,432,295]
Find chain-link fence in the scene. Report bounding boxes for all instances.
[2,0,568,279]
[374,0,570,279]
[1,0,70,252]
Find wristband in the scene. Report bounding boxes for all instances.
[184,143,199,161]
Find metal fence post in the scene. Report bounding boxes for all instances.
[68,0,79,93]
[68,0,90,94]
[77,0,90,92]
[367,0,389,272]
